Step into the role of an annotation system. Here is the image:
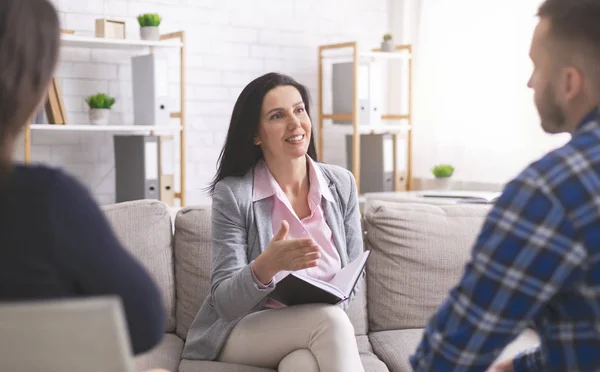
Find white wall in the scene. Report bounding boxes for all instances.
[406,0,570,186]
[14,0,389,205]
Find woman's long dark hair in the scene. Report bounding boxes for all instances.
[207,72,317,195]
[0,0,60,180]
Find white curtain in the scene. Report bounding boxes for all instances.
[410,0,570,184]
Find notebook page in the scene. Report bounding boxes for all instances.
[328,251,370,296]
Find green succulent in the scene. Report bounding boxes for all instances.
[383,33,393,41]
[137,13,162,27]
[432,164,454,178]
[85,93,116,109]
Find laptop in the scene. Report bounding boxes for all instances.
[0,296,135,372]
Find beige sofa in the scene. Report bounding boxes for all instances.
[101,199,539,372]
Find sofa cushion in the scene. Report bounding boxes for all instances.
[356,335,390,372]
[173,205,370,338]
[370,329,422,372]
[179,360,275,372]
[134,333,183,372]
[173,206,213,340]
[369,328,540,372]
[177,336,386,372]
[102,200,176,332]
[348,277,368,336]
[364,201,489,332]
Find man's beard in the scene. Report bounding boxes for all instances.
[537,83,566,134]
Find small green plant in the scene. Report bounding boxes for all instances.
[85,93,116,109]
[137,13,162,27]
[432,164,454,178]
[383,33,393,41]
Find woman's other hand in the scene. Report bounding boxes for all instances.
[252,220,320,285]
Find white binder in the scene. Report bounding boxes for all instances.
[131,53,170,126]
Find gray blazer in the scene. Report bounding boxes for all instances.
[182,162,364,361]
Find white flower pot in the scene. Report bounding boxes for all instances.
[140,26,160,41]
[432,177,453,190]
[381,40,394,52]
[89,108,110,125]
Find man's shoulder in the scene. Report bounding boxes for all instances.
[518,134,598,183]
[508,134,600,208]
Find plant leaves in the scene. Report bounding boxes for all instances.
[432,164,454,178]
[137,13,161,27]
[85,93,116,109]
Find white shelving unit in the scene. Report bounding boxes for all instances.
[60,34,183,49]
[30,124,182,133]
[25,30,187,205]
[318,41,414,192]
[323,50,412,63]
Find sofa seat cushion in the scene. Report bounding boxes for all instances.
[356,335,390,372]
[369,328,540,372]
[364,201,490,332]
[103,200,176,332]
[178,336,387,372]
[179,360,275,372]
[134,333,183,372]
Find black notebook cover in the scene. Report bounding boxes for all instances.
[267,275,344,306]
[266,250,370,306]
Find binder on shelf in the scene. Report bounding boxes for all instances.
[346,133,401,193]
[53,78,68,124]
[159,174,175,206]
[131,53,170,126]
[332,61,383,127]
[113,135,160,203]
[45,78,65,125]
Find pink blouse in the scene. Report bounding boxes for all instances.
[252,157,342,309]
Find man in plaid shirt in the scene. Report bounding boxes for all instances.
[410,1,600,371]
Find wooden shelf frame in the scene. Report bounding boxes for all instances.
[160,31,187,206]
[317,42,414,193]
[24,31,188,206]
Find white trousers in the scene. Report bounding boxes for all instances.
[218,304,365,372]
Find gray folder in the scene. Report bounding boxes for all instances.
[113,135,160,202]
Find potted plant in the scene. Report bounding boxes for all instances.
[85,93,116,125]
[381,33,394,52]
[137,13,161,41]
[432,164,454,190]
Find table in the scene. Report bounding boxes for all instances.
[362,190,501,206]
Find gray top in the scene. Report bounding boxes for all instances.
[182,161,364,361]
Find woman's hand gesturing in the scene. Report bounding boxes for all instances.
[252,220,320,285]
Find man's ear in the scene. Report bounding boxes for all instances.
[563,66,584,103]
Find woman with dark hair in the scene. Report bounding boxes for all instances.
[183,72,365,371]
[0,0,166,360]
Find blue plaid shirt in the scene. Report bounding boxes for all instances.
[410,107,600,371]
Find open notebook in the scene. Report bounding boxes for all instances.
[267,250,370,306]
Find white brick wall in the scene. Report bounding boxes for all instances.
[14,0,390,206]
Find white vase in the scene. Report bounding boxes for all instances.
[432,177,453,190]
[381,40,394,52]
[140,26,160,41]
[89,108,110,125]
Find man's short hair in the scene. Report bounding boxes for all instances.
[538,0,600,45]
[537,0,600,91]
